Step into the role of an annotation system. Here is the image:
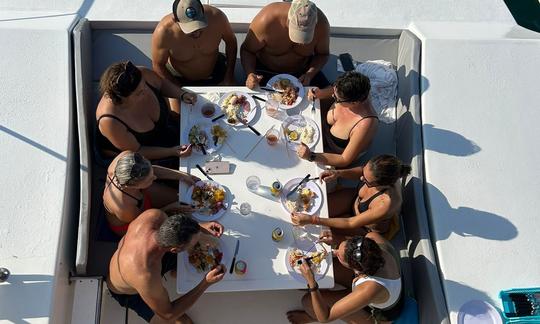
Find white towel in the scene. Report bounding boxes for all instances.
[355,60,398,124]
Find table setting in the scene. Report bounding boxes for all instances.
[176,74,334,293]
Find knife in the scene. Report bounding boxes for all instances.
[286,174,311,198]
[252,95,267,102]
[195,164,213,181]
[236,111,261,136]
[261,87,284,93]
[211,113,226,122]
[229,239,240,274]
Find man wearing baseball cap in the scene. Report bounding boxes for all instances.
[152,0,237,112]
[241,0,330,89]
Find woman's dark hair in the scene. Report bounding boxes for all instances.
[99,61,142,105]
[345,236,385,276]
[334,71,371,103]
[157,213,200,248]
[114,152,152,187]
[368,154,412,186]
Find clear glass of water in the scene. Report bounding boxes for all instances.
[265,99,279,116]
[246,175,261,191]
[239,202,252,215]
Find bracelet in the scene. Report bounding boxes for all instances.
[307,282,319,292]
[308,151,317,162]
[311,216,320,225]
[180,91,188,101]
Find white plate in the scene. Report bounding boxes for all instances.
[282,115,320,150]
[186,180,230,222]
[280,178,323,216]
[217,91,257,126]
[185,121,226,155]
[286,245,330,283]
[266,74,305,109]
[184,236,225,275]
[457,300,503,324]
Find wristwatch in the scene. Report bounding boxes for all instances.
[308,151,317,162]
[307,282,319,292]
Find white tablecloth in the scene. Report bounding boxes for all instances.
[177,86,334,293]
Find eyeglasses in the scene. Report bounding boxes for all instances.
[361,175,377,188]
[332,93,353,104]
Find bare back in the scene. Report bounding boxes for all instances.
[107,209,166,295]
[245,2,329,73]
[153,7,230,80]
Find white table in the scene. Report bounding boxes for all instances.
[177,86,334,293]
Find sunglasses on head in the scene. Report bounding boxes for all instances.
[116,61,141,95]
[351,238,363,262]
[361,175,377,188]
[129,153,150,180]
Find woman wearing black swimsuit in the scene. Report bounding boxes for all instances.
[291,155,411,240]
[96,61,197,161]
[297,72,378,168]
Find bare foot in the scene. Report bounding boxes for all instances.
[178,313,193,324]
[286,310,314,324]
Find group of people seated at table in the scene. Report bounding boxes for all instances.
[98,0,412,323]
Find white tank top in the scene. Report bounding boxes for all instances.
[352,275,402,309]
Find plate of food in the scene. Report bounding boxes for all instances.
[280,178,323,216]
[187,180,230,221]
[186,121,227,155]
[282,115,320,150]
[185,236,224,274]
[266,74,305,109]
[217,91,257,126]
[286,245,330,282]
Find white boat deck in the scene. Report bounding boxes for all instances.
[3,1,540,323]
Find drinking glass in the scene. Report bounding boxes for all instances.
[265,99,280,118]
[201,103,216,118]
[246,175,261,191]
[239,202,252,215]
[265,128,280,145]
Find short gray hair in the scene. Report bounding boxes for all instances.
[114,152,152,186]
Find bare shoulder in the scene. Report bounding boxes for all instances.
[316,8,330,28]
[138,208,167,224]
[139,67,162,88]
[206,5,231,27]
[365,231,386,244]
[96,95,114,118]
[153,14,176,44]
[253,2,284,26]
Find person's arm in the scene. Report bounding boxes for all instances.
[315,198,391,230]
[152,165,199,184]
[311,278,380,322]
[141,67,195,104]
[218,10,237,84]
[241,14,267,89]
[99,117,177,159]
[240,27,265,76]
[151,24,178,84]
[138,266,224,321]
[299,123,374,167]
[299,13,330,85]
